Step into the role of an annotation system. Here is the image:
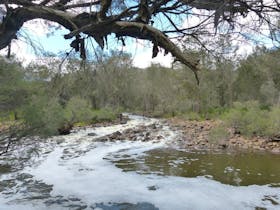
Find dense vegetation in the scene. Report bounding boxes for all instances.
[0,47,280,139]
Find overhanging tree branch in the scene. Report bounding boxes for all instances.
[0,0,279,82]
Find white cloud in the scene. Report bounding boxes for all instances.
[180,4,279,58]
[128,39,173,68]
[0,37,37,66]
[14,41,38,65]
[107,38,173,68]
[133,49,173,68]
[182,8,212,29]
[4,3,278,69]
[23,20,51,37]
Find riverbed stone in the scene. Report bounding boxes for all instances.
[271,148,280,153]
[147,185,159,191]
[88,133,97,136]
[167,117,280,153]
[95,137,109,142]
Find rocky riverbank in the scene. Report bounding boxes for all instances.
[76,115,280,154]
[167,118,280,154]
[87,122,167,143]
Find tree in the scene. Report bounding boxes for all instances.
[233,47,280,104]
[0,0,279,83]
[0,57,28,119]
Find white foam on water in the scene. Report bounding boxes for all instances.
[1,115,279,210]
[68,114,157,139]
[22,139,279,210]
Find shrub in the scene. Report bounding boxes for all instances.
[23,96,66,135]
[222,101,274,137]
[91,108,117,123]
[22,96,119,135]
[65,96,93,124]
[208,125,230,144]
[266,106,280,136]
[202,107,228,120]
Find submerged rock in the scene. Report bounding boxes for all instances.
[88,132,97,136]
[147,185,159,191]
[0,164,12,173]
[94,136,109,142]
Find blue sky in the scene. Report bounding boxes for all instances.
[14,20,173,68]
[2,6,278,68]
[21,27,73,55]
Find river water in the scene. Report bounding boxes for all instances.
[0,115,279,210]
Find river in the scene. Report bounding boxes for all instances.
[0,114,279,210]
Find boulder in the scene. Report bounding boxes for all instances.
[88,133,97,136]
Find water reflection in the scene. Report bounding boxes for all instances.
[111,148,280,186]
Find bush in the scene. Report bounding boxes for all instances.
[22,96,118,136]
[91,108,117,123]
[23,96,66,135]
[209,125,230,144]
[266,106,280,136]
[222,101,276,137]
[203,107,228,119]
[65,96,93,124]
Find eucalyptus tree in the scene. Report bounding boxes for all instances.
[0,57,27,119]
[0,0,279,83]
[233,47,280,104]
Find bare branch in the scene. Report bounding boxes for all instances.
[0,0,279,81]
[40,0,53,5]
[65,20,199,73]
[52,0,72,9]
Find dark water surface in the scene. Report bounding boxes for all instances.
[111,148,280,186]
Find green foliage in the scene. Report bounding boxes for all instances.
[91,109,117,123]
[222,101,279,137]
[65,96,93,124]
[260,80,278,105]
[266,106,280,136]
[0,58,28,115]
[233,48,280,104]
[1,47,280,138]
[209,125,230,144]
[22,96,66,136]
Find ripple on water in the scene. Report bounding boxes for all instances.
[110,148,280,186]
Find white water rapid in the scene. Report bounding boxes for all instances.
[0,115,279,210]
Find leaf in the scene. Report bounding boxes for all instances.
[93,35,104,49]
[152,44,159,58]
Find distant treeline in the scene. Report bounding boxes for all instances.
[0,47,279,136]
